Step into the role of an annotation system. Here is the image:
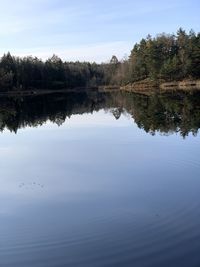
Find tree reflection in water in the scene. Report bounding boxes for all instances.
[0,90,200,138]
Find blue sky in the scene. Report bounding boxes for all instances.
[0,0,199,62]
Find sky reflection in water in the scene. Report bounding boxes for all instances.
[0,93,200,267]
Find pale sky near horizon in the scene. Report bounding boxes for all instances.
[0,0,199,62]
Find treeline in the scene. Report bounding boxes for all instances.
[0,54,106,91]
[110,28,200,84]
[0,28,199,91]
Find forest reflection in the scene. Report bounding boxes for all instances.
[0,90,200,137]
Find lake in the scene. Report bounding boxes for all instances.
[0,91,200,267]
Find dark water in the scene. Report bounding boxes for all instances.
[1,91,200,267]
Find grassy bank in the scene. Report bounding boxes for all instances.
[120,79,200,94]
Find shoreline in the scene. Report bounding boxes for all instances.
[120,79,200,94]
[0,79,200,97]
[0,87,99,97]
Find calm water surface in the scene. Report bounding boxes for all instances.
[0,92,200,267]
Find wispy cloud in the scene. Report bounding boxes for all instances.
[0,0,199,61]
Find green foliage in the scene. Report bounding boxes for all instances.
[127,28,200,82]
[0,28,199,91]
[0,54,106,91]
[0,68,14,89]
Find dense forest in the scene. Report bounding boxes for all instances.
[0,28,199,91]
[113,28,200,84]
